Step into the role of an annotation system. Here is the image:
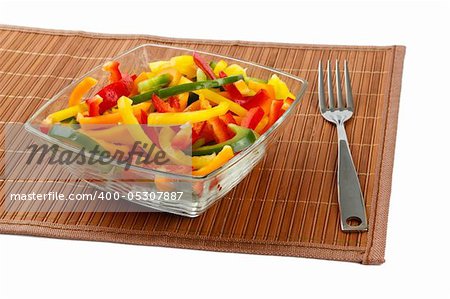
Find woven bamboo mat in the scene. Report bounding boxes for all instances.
[0,25,405,264]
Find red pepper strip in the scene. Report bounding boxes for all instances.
[87,95,103,117]
[151,94,182,113]
[171,126,192,150]
[193,52,216,79]
[266,100,284,130]
[103,61,122,83]
[97,75,135,114]
[282,97,294,111]
[140,111,161,148]
[241,107,264,130]
[199,122,215,144]
[208,117,232,143]
[139,109,148,124]
[242,89,272,115]
[192,122,206,144]
[218,71,244,102]
[168,96,181,111]
[219,112,237,125]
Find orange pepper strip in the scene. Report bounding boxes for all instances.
[191,145,234,177]
[68,77,98,106]
[77,102,151,126]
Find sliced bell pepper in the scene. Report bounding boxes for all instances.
[267,74,296,99]
[117,96,157,156]
[149,60,171,73]
[152,94,179,113]
[139,109,148,125]
[86,95,103,117]
[199,95,212,110]
[48,124,105,153]
[213,60,228,77]
[79,125,136,146]
[184,99,202,112]
[78,102,151,126]
[171,124,192,150]
[194,89,247,117]
[46,102,88,123]
[224,64,247,77]
[147,101,230,125]
[68,77,98,107]
[208,117,232,143]
[219,112,237,125]
[266,99,284,130]
[218,71,244,102]
[168,96,181,111]
[196,68,207,82]
[170,55,197,78]
[234,80,254,96]
[282,97,295,111]
[240,107,264,130]
[158,126,192,166]
[131,75,243,104]
[191,121,206,144]
[138,73,172,94]
[242,89,272,115]
[97,75,134,114]
[193,52,216,79]
[192,124,257,156]
[192,145,234,177]
[102,61,122,83]
[247,79,276,99]
[157,67,181,87]
[191,153,217,169]
[254,115,269,135]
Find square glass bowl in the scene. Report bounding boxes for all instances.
[25,44,308,217]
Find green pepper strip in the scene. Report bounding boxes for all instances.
[192,124,257,156]
[48,125,106,153]
[131,75,243,104]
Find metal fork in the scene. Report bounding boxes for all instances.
[318,60,368,232]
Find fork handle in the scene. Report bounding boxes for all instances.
[336,123,368,232]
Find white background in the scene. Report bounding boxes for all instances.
[1,0,449,298]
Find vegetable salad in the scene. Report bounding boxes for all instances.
[42,53,296,177]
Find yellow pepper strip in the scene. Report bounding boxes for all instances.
[147,101,230,125]
[267,74,295,99]
[117,97,156,156]
[224,64,247,77]
[247,80,276,99]
[46,102,88,123]
[148,60,171,72]
[159,126,192,166]
[192,153,217,169]
[170,55,197,78]
[213,60,228,76]
[78,102,151,126]
[194,89,247,117]
[234,80,255,96]
[255,115,269,134]
[192,145,234,176]
[79,125,136,146]
[68,77,98,106]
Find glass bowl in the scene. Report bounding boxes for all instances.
[25,44,308,217]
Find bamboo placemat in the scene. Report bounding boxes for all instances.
[0,25,405,264]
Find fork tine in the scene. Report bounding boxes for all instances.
[327,60,335,110]
[344,60,354,110]
[335,60,344,109]
[318,61,327,113]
